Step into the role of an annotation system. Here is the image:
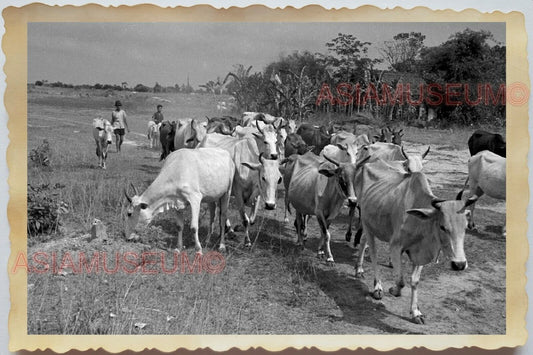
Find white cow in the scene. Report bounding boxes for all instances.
[147,121,162,149]
[124,148,235,253]
[92,117,114,169]
[458,150,506,235]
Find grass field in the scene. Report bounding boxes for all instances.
[26,86,506,335]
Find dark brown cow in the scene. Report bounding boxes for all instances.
[296,123,331,155]
[159,120,177,161]
[467,130,506,157]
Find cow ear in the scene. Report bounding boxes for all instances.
[242,162,261,171]
[406,208,437,219]
[318,167,339,177]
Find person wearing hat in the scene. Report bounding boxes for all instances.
[152,104,164,124]
[111,100,130,152]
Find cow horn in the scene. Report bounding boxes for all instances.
[130,182,139,196]
[464,195,479,208]
[259,152,265,164]
[422,146,431,159]
[431,198,446,210]
[401,145,409,159]
[456,190,464,200]
[255,119,264,135]
[356,155,371,168]
[323,153,340,167]
[124,189,132,203]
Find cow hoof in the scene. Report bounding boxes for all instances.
[389,286,402,297]
[412,315,425,325]
[284,217,289,223]
[372,289,383,300]
[317,251,325,259]
[355,271,364,279]
[218,244,226,253]
[244,242,252,248]
[326,258,335,265]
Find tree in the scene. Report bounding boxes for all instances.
[419,29,505,126]
[379,32,426,72]
[317,33,382,115]
[153,82,162,93]
[223,64,255,111]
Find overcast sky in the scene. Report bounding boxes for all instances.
[28,22,505,88]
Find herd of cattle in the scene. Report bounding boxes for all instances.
[94,112,506,325]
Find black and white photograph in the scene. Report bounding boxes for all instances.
[9,3,524,349]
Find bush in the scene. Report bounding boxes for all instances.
[27,183,68,239]
[29,139,51,167]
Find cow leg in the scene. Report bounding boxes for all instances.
[284,193,290,223]
[249,195,261,225]
[367,231,383,299]
[317,214,334,263]
[234,193,251,247]
[96,142,102,168]
[388,241,405,297]
[218,192,231,252]
[468,187,484,230]
[205,202,217,247]
[345,205,356,242]
[355,238,368,278]
[410,265,425,324]
[188,195,203,254]
[175,211,184,253]
[294,212,305,248]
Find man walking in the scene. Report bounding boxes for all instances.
[111,100,130,152]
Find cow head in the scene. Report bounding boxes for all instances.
[253,120,279,159]
[185,119,207,147]
[406,196,477,271]
[242,153,282,210]
[285,133,311,156]
[401,146,430,173]
[374,127,392,143]
[286,119,297,134]
[123,183,152,239]
[335,143,358,164]
[319,154,358,207]
[391,128,404,145]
